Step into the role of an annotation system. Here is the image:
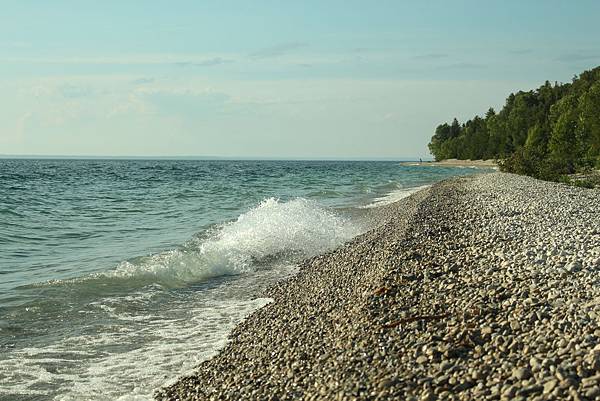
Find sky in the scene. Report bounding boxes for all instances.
[1,1,600,159]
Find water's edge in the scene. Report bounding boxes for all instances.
[0,160,487,401]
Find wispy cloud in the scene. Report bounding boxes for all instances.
[413,53,448,60]
[130,77,155,85]
[441,62,487,70]
[249,42,307,59]
[138,88,235,118]
[175,57,233,67]
[0,41,30,49]
[508,49,533,55]
[555,52,600,62]
[59,84,94,99]
[0,54,236,67]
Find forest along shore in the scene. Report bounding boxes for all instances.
[156,172,600,401]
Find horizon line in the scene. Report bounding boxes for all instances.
[0,154,432,162]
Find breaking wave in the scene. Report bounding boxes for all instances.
[101,197,362,286]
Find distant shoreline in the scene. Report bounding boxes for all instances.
[400,158,498,168]
[0,155,427,162]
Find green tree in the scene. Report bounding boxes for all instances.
[548,94,580,173]
[579,82,600,166]
[428,65,600,181]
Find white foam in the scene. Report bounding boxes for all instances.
[0,294,273,401]
[0,198,364,400]
[361,185,430,208]
[104,198,361,285]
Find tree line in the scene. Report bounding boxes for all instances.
[428,66,600,181]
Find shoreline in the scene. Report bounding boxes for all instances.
[400,159,498,168]
[157,172,600,401]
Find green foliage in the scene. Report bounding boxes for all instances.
[428,66,600,181]
[573,179,596,189]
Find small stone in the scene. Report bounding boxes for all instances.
[566,261,581,273]
[543,379,557,394]
[585,386,600,399]
[512,367,532,380]
[377,378,394,389]
[570,389,584,401]
[559,379,576,389]
[518,384,543,396]
[481,326,493,335]
[502,385,517,399]
[434,375,449,385]
[439,361,452,371]
[490,385,500,396]
[529,357,541,370]
[416,355,428,364]
[581,374,600,387]
[471,370,484,380]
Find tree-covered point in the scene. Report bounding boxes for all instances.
[428,66,600,181]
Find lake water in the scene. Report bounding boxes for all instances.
[0,159,485,400]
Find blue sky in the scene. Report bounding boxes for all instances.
[1,1,599,158]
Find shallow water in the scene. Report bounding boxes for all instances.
[0,159,486,400]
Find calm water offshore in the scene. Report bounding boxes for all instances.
[0,159,485,400]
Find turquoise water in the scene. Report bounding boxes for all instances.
[0,159,485,400]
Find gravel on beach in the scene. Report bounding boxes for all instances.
[156,172,600,401]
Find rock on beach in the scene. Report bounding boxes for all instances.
[156,172,600,401]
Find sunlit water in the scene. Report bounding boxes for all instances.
[0,159,486,400]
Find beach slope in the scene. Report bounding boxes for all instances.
[157,172,600,401]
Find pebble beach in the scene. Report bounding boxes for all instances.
[156,172,600,401]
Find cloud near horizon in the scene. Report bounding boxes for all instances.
[0,75,538,158]
[1,1,600,157]
[249,42,308,59]
[413,53,449,60]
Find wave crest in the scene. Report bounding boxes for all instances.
[105,198,361,285]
